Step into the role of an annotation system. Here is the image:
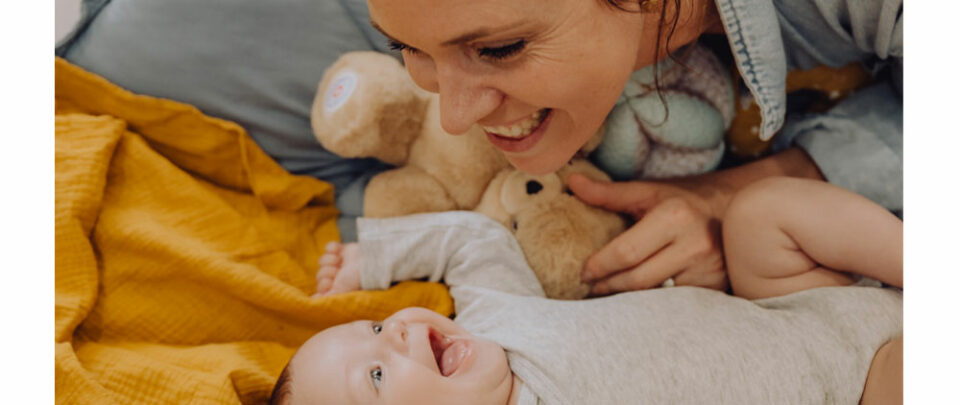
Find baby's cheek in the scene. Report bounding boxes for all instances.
[387,361,453,403]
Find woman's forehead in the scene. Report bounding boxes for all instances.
[368,0,562,42]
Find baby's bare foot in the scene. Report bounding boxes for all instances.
[314,242,361,296]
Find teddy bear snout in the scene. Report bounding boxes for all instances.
[526,180,543,195]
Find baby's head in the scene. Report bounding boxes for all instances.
[271,307,514,404]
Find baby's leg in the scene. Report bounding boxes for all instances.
[313,242,361,296]
[861,336,903,405]
[724,177,902,300]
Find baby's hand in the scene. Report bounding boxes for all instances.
[313,242,362,297]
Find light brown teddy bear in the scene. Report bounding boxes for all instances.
[311,52,509,218]
[310,51,625,299]
[475,160,625,299]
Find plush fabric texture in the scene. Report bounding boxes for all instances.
[54,58,453,404]
[56,0,399,241]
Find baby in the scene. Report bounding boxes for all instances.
[272,177,902,404]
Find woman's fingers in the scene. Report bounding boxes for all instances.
[673,253,728,291]
[581,218,673,282]
[590,245,688,295]
[583,195,728,293]
[582,197,702,282]
[568,174,662,217]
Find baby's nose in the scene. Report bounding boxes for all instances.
[383,320,408,351]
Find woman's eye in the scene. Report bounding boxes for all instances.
[478,40,526,60]
[370,366,383,390]
[387,40,421,55]
[372,322,383,334]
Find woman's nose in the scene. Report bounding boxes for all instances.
[436,66,501,135]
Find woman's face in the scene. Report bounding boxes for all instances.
[367,0,647,175]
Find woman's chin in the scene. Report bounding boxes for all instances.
[502,152,573,176]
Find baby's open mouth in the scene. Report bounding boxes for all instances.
[429,328,469,377]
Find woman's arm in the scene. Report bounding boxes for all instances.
[677,147,825,218]
[773,0,903,213]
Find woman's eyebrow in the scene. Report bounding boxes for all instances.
[369,19,520,47]
[370,20,408,47]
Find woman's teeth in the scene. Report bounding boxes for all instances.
[482,109,549,138]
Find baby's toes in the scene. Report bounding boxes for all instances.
[318,252,342,267]
[316,265,338,280]
[316,277,334,295]
[324,241,343,254]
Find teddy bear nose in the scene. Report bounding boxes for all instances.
[525,180,543,195]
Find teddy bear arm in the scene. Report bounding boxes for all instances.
[310,52,427,166]
[514,202,601,300]
[363,166,458,218]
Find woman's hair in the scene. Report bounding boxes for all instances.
[601,0,682,66]
[601,0,684,123]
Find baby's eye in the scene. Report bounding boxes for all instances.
[370,366,383,390]
[372,321,383,334]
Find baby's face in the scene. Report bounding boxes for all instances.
[287,307,513,404]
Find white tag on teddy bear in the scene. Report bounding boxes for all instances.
[323,71,358,114]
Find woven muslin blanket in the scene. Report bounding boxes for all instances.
[55,58,453,404]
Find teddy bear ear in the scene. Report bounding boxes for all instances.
[474,169,514,228]
[557,159,613,187]
[310,52,428,165]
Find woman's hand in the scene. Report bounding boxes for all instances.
[569,148,825,295]
[570,174,729,295]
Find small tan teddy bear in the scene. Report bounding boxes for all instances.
[475,160,625,299]
[310,51,624,299]
[311,52,509,218]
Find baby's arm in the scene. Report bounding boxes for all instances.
[316,211,545,297]
[724,177,902,300]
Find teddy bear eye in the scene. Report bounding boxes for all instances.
[525,180,543,195]
[512,221,518,231]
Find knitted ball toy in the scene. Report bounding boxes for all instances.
[592,44,735,180]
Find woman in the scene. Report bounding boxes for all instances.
[365,0,903,294]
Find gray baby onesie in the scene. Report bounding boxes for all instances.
[358,212,902,405]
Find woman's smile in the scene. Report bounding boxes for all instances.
[482,108,553,153]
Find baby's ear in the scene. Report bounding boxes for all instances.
[310,52,428,165]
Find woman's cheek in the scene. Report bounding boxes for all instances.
[404,54,439,93]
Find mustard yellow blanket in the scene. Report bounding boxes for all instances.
[55,58,454,404]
